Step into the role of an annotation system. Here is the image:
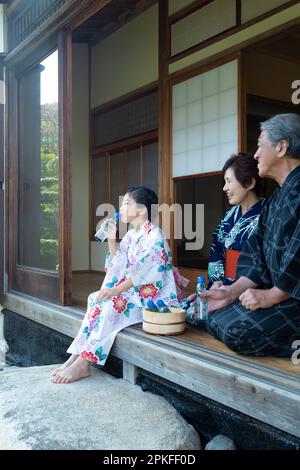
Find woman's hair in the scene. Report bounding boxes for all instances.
[126,186,158,221]
[222,152,261,196]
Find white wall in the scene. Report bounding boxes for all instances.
[172,0,236,56]
[91,241,110,272]
[169,2,300,74]
[89,5,159,271]
[72,43,90,271]
[241,0,290,23]
[91,4,158,108]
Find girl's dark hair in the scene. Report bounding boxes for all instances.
[222,152,261,196]
[126,186,158,221]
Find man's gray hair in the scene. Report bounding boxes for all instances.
[260,113,300,160]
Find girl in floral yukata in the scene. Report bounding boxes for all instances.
[52,187,179,384]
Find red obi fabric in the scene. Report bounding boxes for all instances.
[224,249,241,279]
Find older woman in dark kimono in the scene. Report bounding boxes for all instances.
[203,113,300,357]
[207,153,265,288]
[186,153,265,327]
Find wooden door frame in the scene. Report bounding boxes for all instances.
[158,0,173,253]
[7,61,60,303]
[0,55,5,304]
[6,32,73,305]
[58,28,72,305]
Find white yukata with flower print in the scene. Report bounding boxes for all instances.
[67,221,179,365]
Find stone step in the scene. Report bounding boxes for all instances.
[0,364,201,450]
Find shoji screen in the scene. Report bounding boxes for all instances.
[172,60,238,177]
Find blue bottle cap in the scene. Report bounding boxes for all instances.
[197,276,205,283]
[146,299,156,308]
[115,212,120,221]
[156,299,165,308]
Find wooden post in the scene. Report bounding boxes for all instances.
[58,29,72,305]
[123,360,139,385]
[0,56,4,303]
[158,0,175,252]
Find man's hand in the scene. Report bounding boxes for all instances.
[96,287,119,301]
[239,288,275,311]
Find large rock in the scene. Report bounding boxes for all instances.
[205,434,236,450]
[0,365,201,450]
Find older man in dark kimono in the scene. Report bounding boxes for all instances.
[203,113,300,357]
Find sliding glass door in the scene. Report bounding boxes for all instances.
[8,31,72,304]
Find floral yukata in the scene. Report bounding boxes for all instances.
[207,199,265,288]
[67,221,179,365]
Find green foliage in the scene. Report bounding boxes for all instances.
[40,103,59,270]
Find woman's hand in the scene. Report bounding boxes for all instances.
[239,288,274,311]
[210,281,223,290]
[96,287,119,301]
[200,286,233,312]
[187,293,196,308]
[107,224,117,241]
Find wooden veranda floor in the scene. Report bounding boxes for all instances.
[72,272,300,379]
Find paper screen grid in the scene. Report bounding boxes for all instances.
[172,60,238,177]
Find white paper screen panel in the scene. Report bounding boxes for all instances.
[172,60,238,177]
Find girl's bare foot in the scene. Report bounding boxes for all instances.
[51,356,91,384]
[51,354,79,376]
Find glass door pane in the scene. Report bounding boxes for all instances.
[18,50,59,271]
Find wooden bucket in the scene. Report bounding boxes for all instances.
[142,307,186,336]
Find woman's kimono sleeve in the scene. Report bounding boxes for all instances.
[128,228,173,288]
[207,222,225,287]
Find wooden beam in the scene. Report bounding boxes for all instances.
[123,361,139,384]
[0,58,4,303]
[158,0,173,251]
[236,0,241,26]
[92,130,158,156]
[158,0,171,207]
[68,0,113,31]
[169,0,214,26]
[58,29,72,306]
[89,0,157,46]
